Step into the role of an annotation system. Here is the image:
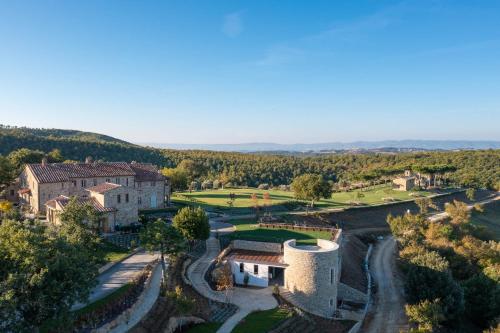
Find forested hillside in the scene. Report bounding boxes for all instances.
[161,149,500,189]
[0,125,166,165]
[0,125,498,190]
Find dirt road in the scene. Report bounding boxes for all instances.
[361,236,408,333]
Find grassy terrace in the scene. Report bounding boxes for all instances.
[172,185,433,214]
[99,241,131,263]
[233,308,292,333]
[223,218,333,244]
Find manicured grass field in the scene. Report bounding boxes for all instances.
[233,307,292,333]
[225,218,333,244]
[172,185,432,212]
[471,201,500,241]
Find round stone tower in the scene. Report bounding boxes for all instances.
[283,238,340,318]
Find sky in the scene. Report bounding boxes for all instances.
[0,0,499,144]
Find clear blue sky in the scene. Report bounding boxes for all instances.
[0,0,499,144]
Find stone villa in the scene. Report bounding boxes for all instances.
[221,230,342,318]
[18,158,169,232]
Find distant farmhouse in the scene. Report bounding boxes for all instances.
[392,170,416,191]
[220,229,342,318]
[17,157,170,232]
[393,169,437,191]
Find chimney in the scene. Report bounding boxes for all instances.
[41,157,48,166]
[85,156,93,164]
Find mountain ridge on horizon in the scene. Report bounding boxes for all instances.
[140,140,500,152]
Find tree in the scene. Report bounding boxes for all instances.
[58,197,102,232]
[0,219,99,332]
[140,219,185,282]
[177,159,205,181]
[387,213,427,246]
[415,197,436,215]
[405,299,445,333]
[291,174,332,207]
[0,155,15,192]
[216,262,234,303]
[47,149,64,163]
[466,188,476,201]
[161,167,188,191]
[463,274,500,327]
[0,200,13,217]
[445,200,471,227]
[172,206,210,242]
[7,148,45,169]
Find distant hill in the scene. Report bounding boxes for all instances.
[0,125,166,164]
[144,140,500,152]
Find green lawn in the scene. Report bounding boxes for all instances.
[233,307,292,333]
[225,218,332,244]
[471,201,500,241]
[99,241,131,263]
[186,322,222,333]
[172,185,432,213]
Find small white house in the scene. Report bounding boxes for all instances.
[227,249,287,287]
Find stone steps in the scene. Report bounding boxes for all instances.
[210,304,238,323]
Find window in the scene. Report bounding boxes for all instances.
[239,263,244,273]
[106,178,110,182]
[125,193,129,203]
[61,182,64,189]
[138,197,142,205]
[329,299,334,307]
[151,181,156,186]
[126,178,129,186]
[81,179,86,187]
[253,265,258,275]
[330,268,334,285]
[93,179,97,186]
[117,194,121,204]
[115,177,120,184]
[72,180,77,187]
[10,189,14,196]
[138,182,142,188]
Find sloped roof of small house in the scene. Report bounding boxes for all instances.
[45,195,116,213]
[226,249,287,267]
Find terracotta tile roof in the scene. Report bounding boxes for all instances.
[226,249,287,267]
[45,195,116,213]
[27,162,165,184]
[18,188,31,195]
[129,163,165,182]
[86,182,122,193]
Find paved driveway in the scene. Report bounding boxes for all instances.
[73,250,158,310]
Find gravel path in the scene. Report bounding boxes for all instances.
[360,237,407,333]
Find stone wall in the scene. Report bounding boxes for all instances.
[337,283,368,304]
[283,239,340,318]
[136,180,167,210]
[232,239,282,253]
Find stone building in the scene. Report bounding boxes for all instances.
[18,159,169,230]
[224,233,341,318]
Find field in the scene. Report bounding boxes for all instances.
[471,200,500,241]
[223,218,333,244]
[172,185,433,213]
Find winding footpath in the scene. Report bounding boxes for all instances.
[186,219,277,333]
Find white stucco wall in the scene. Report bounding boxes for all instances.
[230,260,270,287]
